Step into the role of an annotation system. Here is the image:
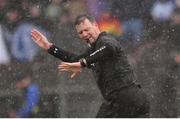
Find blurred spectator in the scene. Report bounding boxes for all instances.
[0,0,9,22]
[58,10,71,26]
[9,71,41,118]
[111,0,145,45]
[7,3,50,62]
[2,4,24,63]
[85,0,112,20]
[45,0,64,23]
[0,24,11,64]
[85,0,99,19]
[0,0,11,64]
[122,18,144,44]
[171,0,180,25]
[4,4,23,31]
[97,10,122,37]
[67,0,88,23]
[151,0,175,22]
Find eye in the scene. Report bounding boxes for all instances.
[85,27,91,32]
[84,29,89,32]
[79,31,83,35]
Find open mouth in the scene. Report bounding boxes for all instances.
[85,38,90,43]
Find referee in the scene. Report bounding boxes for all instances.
[31,14,150,117]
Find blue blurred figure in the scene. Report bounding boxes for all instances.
[10,3,50,62]
[9,71,40,118]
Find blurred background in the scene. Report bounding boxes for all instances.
[1,0,180,117]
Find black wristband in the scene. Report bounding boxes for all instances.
[47,45,65,59]
[47,45,57,54]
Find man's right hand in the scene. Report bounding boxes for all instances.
[31,29,52,50]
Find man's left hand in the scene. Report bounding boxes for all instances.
[58,62,82,79]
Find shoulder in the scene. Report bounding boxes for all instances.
[17,22,32,29]
[97,32,120,47]
[15,22,33,33]
[99,32,116,41]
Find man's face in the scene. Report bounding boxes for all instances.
[75,19,99,44]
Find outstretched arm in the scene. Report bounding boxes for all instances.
[31,29,89,62]
[58,41,116,79]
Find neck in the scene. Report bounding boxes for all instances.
[95,29,101,40]
[90,30,103,46]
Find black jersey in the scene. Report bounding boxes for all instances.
[47,32,136,100]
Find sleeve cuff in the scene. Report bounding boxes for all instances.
[47,44,58,54]
[79,58,87,67]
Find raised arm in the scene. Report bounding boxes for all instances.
[31,29,89,62]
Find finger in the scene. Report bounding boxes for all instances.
[33,29,46,38]
[31,29,40,36]
[58,66,71,70]
[31,32,40,41]
[32,31,43,39]
[58,68,72,73]
[58,64,71,68]
[32,29,41,35]
[33,29,42,34]
[31,31,38,38]
[70,72,77,79]
[58,65,69,69]
[58,66,69,70]
[31,34,39,41]
[58,67,69,71]
[32,28,38,32]
[58,63,69,66]
[60,62,66,64]
[60,62,70,66]
[31,30,43,40]
[59,68,69,72]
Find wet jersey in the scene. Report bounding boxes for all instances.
[47,32,136,100]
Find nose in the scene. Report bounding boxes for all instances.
[82,31,88,37]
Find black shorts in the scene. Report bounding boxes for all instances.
[96,84,150,118]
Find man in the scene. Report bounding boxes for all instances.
[9,71,40,118]
[31,14,149,117]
